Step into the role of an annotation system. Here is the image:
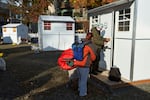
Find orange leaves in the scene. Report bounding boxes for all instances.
[69,0,116,9]
[69,0,88,8]
[69,0,101,8]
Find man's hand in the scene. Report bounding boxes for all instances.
[104,38,110,45]
[104,38,110,42]
[67,60,74,67]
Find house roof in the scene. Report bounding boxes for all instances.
[39,15,75,22]
[88,0,134,16]
[2,23,22,27]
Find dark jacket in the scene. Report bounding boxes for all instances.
[91,27,105,49]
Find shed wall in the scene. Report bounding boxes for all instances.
[3,27,17,43]
[132,0,150,80]
[38,17,75,51]
[2,24,28,44]
[88,0,150,81]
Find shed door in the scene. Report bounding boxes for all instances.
[113,5,134,80]
[99,13,113,70]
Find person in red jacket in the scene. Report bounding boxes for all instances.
[73,32,96,97]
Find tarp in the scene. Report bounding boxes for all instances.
[57,49,76,70]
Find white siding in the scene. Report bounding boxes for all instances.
[38,16,75,51]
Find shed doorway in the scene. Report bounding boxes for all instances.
[98,13,113,71]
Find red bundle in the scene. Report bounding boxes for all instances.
[57,49,76,70]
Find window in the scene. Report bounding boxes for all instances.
[44,21,51,30]
[66,23,72,30]
[91,16,99,28]
[92,16,98,24]
[118,8,131,31]
[13,27,16,32]
[3,27,6,32]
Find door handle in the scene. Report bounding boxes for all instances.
[103,46,111,51]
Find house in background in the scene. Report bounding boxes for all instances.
[88,0,150,81]
[0,2,9,37]
[56,0,89,33]
[0,1,24,40]
[38,15,75,51]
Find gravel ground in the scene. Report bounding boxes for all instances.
[0,44,150,100]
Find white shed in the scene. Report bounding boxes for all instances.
[2,23,28,44]
[88,0,150,81]
[38,15,75,51]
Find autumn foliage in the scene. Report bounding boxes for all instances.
[8,0,116,24]
[8,0,52,23]
[69,0,116,9]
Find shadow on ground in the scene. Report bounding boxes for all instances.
[0,44,150,100]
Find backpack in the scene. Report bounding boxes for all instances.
[108,67,121,82]
[72,43,85,61]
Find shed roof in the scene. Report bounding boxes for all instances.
[39,15,75,22]
[2,23,22,27]
[88,0,134,16]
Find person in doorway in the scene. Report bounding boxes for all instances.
[90,27,110,75]
[70,32,96,97]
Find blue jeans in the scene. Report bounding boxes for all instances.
[77,67,89,96]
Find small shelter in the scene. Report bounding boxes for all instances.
[88,0,150,81]
[2,23,28,44]
[38,15,75,51]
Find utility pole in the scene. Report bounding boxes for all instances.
[53,0,58,15]
[9,9,12,23]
